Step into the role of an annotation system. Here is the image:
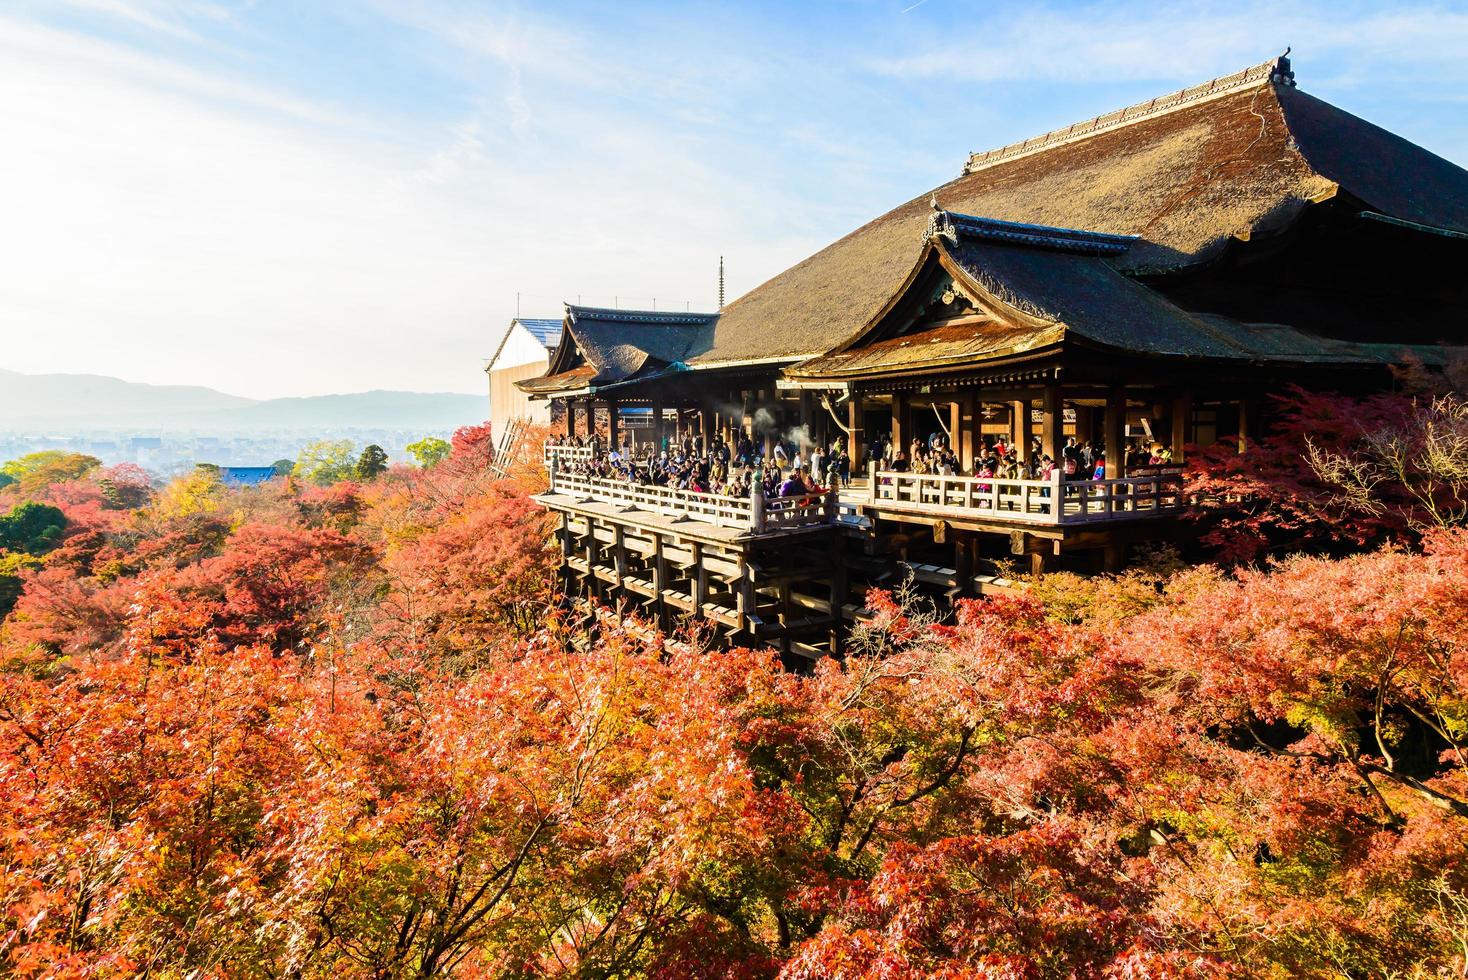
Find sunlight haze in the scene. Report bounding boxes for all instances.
[2,0,1466,398]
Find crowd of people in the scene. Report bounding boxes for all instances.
[548,427,1179,502]
[871,432,1172,483]
[549,432,849,501]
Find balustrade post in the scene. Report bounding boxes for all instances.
[750,484,766,533]
[1051,469,1064,524]
[868,460,878,503]
[548,456,558,493]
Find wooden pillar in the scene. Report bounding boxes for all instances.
[1027,536,1050,580]
[1043,384,1064,466]
[652,392,665,452]
[891,391,907,453]
[652,532,668,630]
[607,398,620,451]
[1074,404,1093,444]
[1171,392,1192,463]
[613,524,628,595]
[960,392,979,471]
[1104,386,1126,480]
[1012,398,1032,462]
[948,400,961,455]
[954,536,973,600]
[778,573,793,659]
[584,515,598,600]
[829,532,846,656]
[691,542,708,621]
[736,555,756,636]
[847,393,864,469]
[1237,397,1251,453]
[565,398,577,438]
[695,403,709,453]
[559,512,574,571]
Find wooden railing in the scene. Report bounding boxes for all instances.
[543,443,1183,531]
[869,466,1184,525]
[547,464,830,534]
[544,443,595,467]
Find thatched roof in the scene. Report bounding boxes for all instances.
[695,58,1468,367]
[790,211,1460,380]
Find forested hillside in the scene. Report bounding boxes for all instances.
[0,401,1465,977]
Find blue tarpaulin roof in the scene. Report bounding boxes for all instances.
[219,466,279,486]
[516,318,563,349]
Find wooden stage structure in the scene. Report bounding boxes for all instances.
[539,446,1187,660]
[520,53,1468,656]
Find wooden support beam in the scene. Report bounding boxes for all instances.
[653,531,669,631]
[736,555,756,637]
[1171,391,1193,463]
[953,536,973,600]
[847,393,864,469]
[1104,386,1126,480]
[607,398,620,452]
[653,392,666,453]
[613,524,628,593]
[830,532,847,656]
[1042,384,1064,468]
[584,515,599,600]
[892,391,907,454]
[692,542,708,621]
[960,391,978,472]
[1013,398,1032,463]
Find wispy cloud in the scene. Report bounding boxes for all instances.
[1,0,1464,398]
[50,0,234,41]
[868,1,1468,86]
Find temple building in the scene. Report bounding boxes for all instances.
[486,316,562,428]
[520,55,1468,661]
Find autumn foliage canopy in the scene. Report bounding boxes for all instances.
[1,423,1466,978]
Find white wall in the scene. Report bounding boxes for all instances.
[487,321,555,427]
[496,322,553,370]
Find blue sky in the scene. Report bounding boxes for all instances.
[2,1,1466,399]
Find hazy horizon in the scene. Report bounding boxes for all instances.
[4,0,1468,399]
[0,364,481,401]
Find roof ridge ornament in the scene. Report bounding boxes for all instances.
[962,54,1297,176]
[925,196,958,244]
[1271,47,1295,88]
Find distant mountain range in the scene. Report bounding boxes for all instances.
[0,368,486,432]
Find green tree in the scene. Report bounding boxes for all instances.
[356,444,389,481]
[406,436,451,469]
[293,441,356,486]
[0,502,68,554]
[1,451,101,493]
[271,458,295,477]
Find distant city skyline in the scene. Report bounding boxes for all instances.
[4,0,1468,399]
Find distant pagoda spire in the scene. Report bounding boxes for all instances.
[718,256,725,311]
